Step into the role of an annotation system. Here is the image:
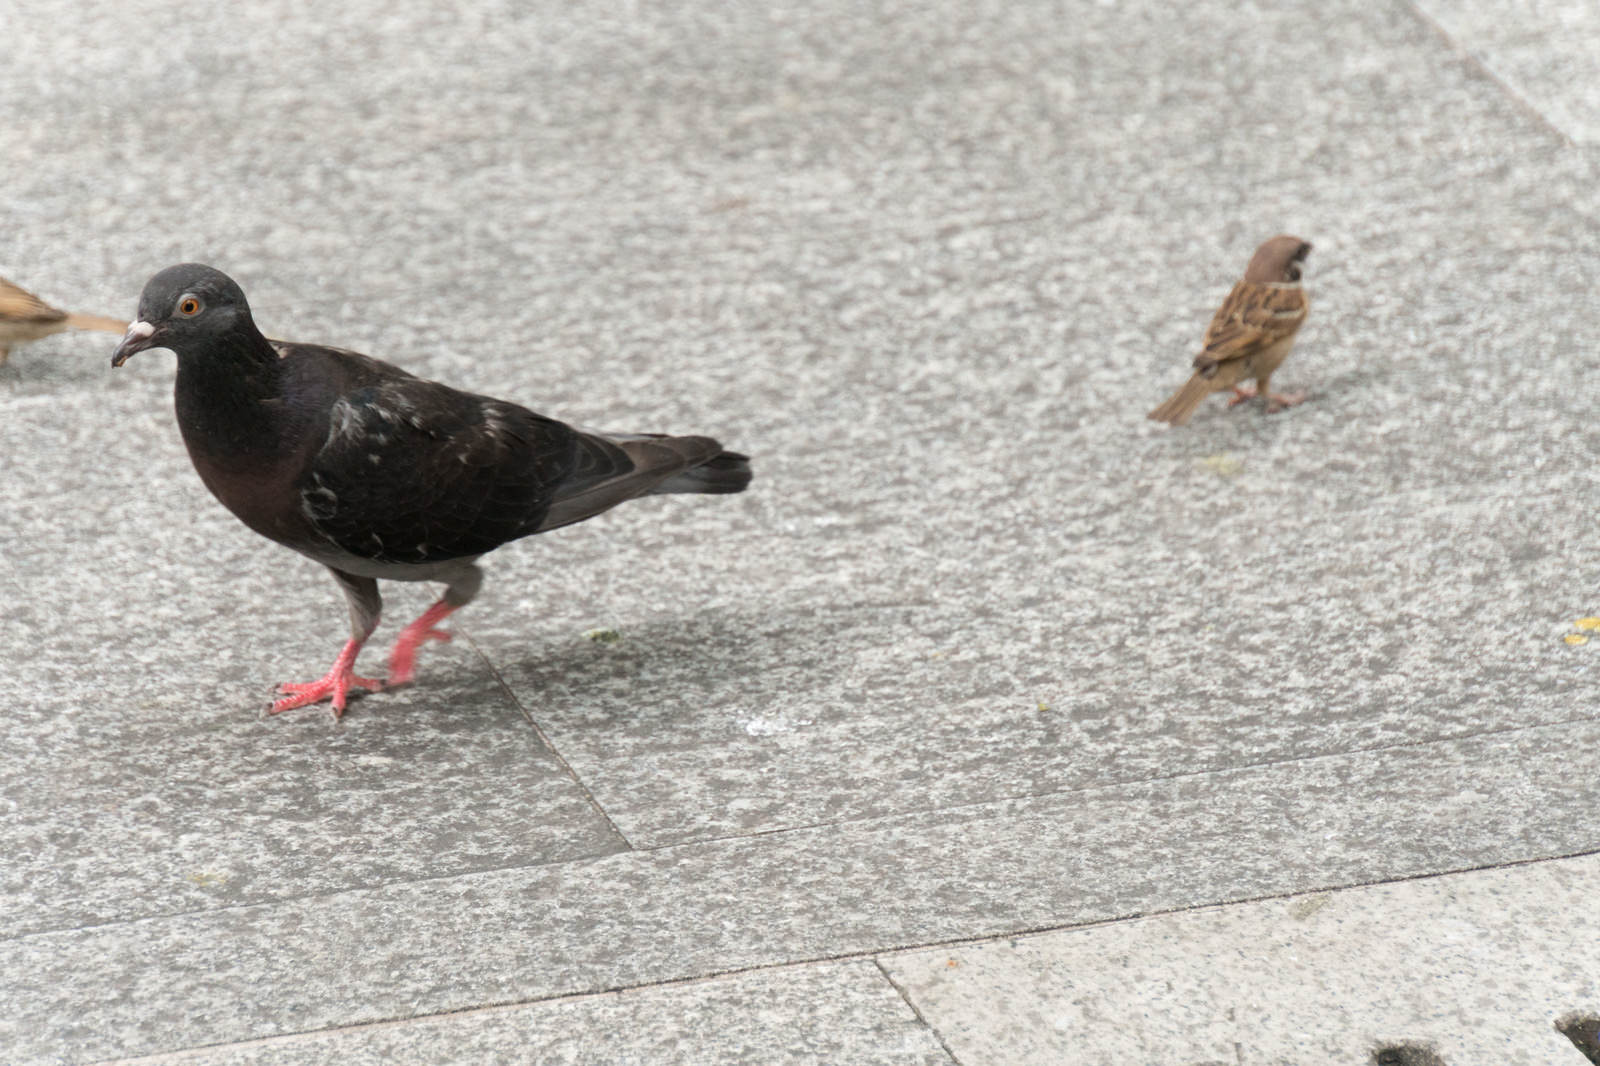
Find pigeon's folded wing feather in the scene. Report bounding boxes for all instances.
[295,355,582,564]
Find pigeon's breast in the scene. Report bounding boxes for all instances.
[186,443,322,551]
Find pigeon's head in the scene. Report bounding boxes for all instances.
[111,264,255,367]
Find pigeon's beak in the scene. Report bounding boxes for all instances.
[111,321,159,368]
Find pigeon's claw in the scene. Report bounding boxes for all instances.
[269,639,383,717]
[387,600,460,687]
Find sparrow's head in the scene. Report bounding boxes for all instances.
[111,263,255,367]
[1243,236,1312,285]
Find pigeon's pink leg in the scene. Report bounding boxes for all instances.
[386,601,458,686]
[271,639,384,718]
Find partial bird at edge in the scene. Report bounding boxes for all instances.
[0,275,128,366]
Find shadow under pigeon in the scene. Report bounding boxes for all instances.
[468,600,903,733]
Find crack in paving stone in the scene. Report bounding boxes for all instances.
[1373,1043,1447,1066]
[1558,1014,1600,1064]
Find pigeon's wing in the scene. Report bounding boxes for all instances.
[293,349,597,565]
[0,278,67,324]
[1192,280,1307,373]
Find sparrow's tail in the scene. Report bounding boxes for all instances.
[64,312,130,334]
[1146,374,1214,426]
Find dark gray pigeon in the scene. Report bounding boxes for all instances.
[112,263,751,717]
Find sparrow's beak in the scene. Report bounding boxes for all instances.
[111,321,158,368]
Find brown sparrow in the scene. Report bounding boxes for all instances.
[0,276,128,366]
[1147,236,1312,426]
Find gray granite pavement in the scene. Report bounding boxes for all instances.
[884,853,1600,1065]
[1,0,1596,1063]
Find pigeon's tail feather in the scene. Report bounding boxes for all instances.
[1147,373,1213,426]
[602,432,751,495]
[64,312,130,334]
[534,431,750,532]
[650,449,751,495]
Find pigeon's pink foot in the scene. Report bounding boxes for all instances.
[387,601,459,687]
[271,639,383,718]
[1227,384,1258,407]
[1264,389,1308,413]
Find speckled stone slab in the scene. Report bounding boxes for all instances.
[106,962,953,1066]
[0,388,627,938]
[884,854,1600,1065]
[474,482,1600,847]
[6,720,1600,1064]
[1413,0,1600,145]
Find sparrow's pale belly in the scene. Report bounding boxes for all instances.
[1256,337,1295,374]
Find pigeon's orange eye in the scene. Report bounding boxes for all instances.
[177,296,202,316]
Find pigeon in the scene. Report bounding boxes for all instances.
[1147,236,1312,426]
[111,263,751,717]
[0,275,127,366]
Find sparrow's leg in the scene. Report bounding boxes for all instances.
[1253,370,1307,413]
[1264,389,1308,414]
[387,564,483,686]
[271,569,384,718]
[1226,383,1257,406]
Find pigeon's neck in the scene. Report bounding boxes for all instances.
[174,329,307,463]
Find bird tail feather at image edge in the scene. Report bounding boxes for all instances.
[64,312,130,333]
[1147,374,1212,426]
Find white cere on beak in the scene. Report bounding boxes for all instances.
[125,321,155,341]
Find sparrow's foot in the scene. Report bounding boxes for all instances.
[1226,384,1257,407]
[387,601,460,687]
[270,639,382,717]
[1265,389,1308,414]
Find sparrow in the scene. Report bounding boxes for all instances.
[1147,235,1312,426]
[111,264,752,717]
[0,275,127,366]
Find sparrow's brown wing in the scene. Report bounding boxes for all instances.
[1193,280,1307,373]
[0,277,69,325]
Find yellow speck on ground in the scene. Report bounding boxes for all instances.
[1288,893,1331,921]
[1564,633,1589,646]
[583,628,622,644]
[1037,701,1050,712]
[1199,453,1243,477]
[188,872,228,887]
[1575,617,1600,631]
